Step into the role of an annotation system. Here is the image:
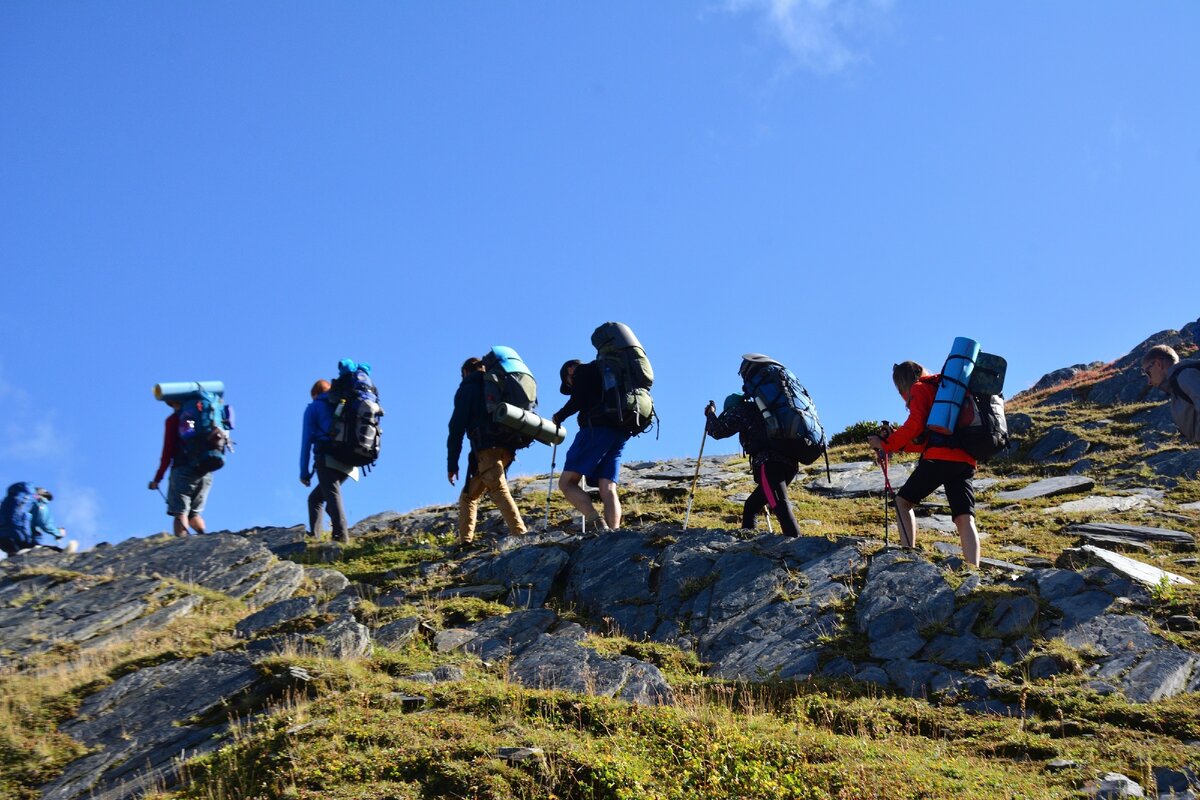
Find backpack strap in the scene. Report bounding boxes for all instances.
[1169,364,1197,407]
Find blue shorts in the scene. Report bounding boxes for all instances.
[563,426,630,485]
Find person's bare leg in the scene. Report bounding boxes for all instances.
[172,515,189,537]
[189,514,206,535]
[597,479,621,530]
[893,496,917,549]
[954,514,980,567]
[558,471,597,519]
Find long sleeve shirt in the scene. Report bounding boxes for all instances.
[447,373,488,474]
[154,411,181,483]
[880,376,976,467]
[301,393,336,481]
[553,361,603,426]
[30,499,61,541]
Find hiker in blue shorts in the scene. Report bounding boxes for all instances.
[553,359,630,531]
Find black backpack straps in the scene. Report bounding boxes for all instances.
[1169,364,1198,406]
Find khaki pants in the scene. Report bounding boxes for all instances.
[458,447,527,542]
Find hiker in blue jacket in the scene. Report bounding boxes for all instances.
[0,484,66,557]
[300,379,352,543]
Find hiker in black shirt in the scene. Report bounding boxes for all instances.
[553,359,630,530]
[705,394,802,537]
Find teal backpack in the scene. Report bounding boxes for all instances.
[177,390,234,474]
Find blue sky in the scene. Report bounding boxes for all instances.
[2,2,1197,551]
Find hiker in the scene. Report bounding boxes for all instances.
[448,356,528,544]
[0,484,66,557]
[552,359,631,531]
[301,378,354,543]
[1142,344,1200,444]
[867,361,981,567]
[149,400,213,537]
[704,393,803,537]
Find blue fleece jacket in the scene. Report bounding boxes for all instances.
[300,393,335,481]
[30,499,60,542]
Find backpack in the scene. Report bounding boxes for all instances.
[481,346,538,450]
[740,356,826,465]
[590,322,655,435]
[931,351,1010,463]
[177,390,234,474]
[325,360,384,468]
[0,483,37,551]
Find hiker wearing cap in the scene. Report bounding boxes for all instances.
[0,484,66,557]
[301,378,354,543]
[867,361,981,567]
[148,400,212,538]
[553,359,629,531]
[1142,344,1200,445]
[448,357,528,544]
[704,393,803,537]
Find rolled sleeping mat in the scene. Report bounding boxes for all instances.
[154,381,225,402]
[927,337,980,434]
[494,403,567,445]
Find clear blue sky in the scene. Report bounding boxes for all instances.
[2,2,1197,551]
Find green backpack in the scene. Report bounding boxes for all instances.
[590,322,655,435]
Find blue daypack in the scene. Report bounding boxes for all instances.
[0,482,38,551]
[740,357,826,465]
[326,359,384,468]
[178,390,234,474]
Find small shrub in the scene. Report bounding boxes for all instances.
[830,420,883,447]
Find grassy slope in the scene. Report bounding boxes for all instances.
[3,379,1199,799]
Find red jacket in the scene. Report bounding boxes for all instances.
[154,411,181,483]
[880,375,976,467]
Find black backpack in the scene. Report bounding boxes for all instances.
[1168,360,1200,407]
[326,360,384,468]
[935,352,1010,463]
[590,322,655,435]
[481,346,538,450]
[740,355,826,465]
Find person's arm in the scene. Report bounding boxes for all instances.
[553,363,600,423]
[152,415,177,485]
[705,402,746,441]
[447,384,469,478]
[31,501,62,540]
[300,403,316,482]
[879,387,932,455]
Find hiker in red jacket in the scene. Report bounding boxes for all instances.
[867,361,980,568]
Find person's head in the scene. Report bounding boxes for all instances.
[461,357,484,379]
[35,487,53,502]
[310,379,331,399]
[892,361,928,400]
[559,359,582,394]
[1141,344,1179,389]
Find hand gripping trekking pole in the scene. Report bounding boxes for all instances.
[543,443,557,530]
[682,412,710,531]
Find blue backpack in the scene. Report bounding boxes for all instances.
[740,356,826,465]
[178,390,234,474]
[0,482,38,551]
[326,359,384,468]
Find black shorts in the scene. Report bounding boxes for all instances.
[897,458,975,518]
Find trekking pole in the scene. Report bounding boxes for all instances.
[822,442,832,484]
[764,507,773,533]
[156,486,168,504]
[881,451,892,548]
[543,443,557,529]
[682,411,711,530]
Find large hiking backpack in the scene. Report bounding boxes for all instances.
[326,359,384,468]
[740,355,826,465]
[590,322,655,435]
[0,483,37,551]
[931,351,1010,463]
[481,346,538,450]
[177,390,234,474]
